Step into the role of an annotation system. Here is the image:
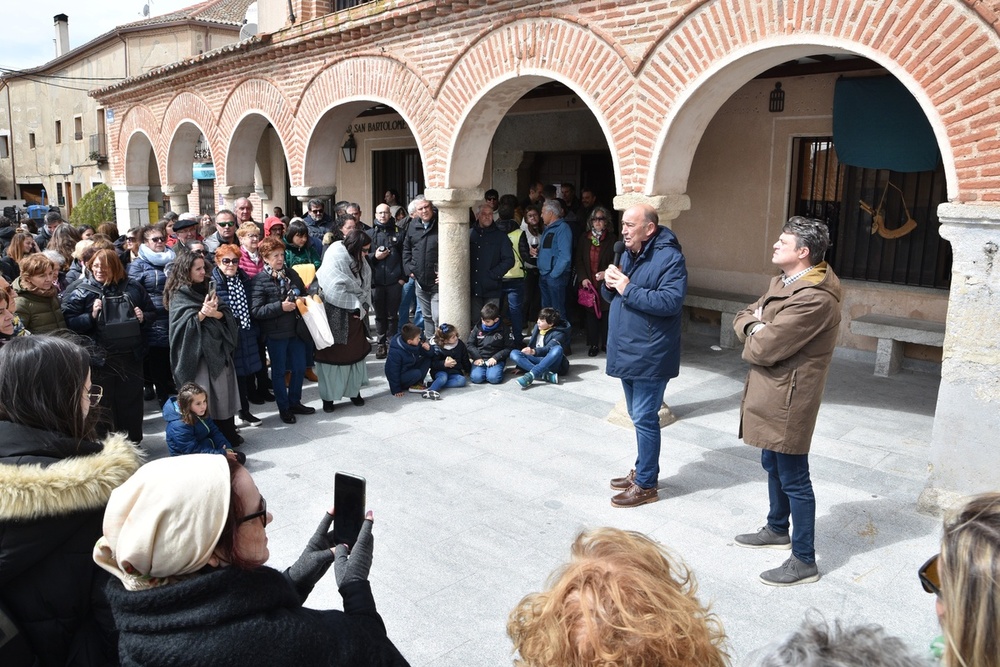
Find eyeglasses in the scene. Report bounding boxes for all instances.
[918,553,941,596]
[220,257,239,265]
[309,209,323,214]
[148,236,165,243]
[238,496,267,527]
[592,216,607,221]
[85,384,103,405]
[217,222,235,228]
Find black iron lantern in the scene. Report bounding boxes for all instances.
[342,131,357,163]
[769,82,785,113]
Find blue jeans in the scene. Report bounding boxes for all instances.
[397,366,429,392]
[510,347,563,377]
[398,277,423,331]
[267,336,307,411]
[761,449,816,564]
[621,378,669,489]
[539,273,569,318]
[428,371,467,392]
[470,361,505,384]
[502,279,525,342]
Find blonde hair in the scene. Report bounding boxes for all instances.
[939,492,1000,667]
[508,527,728,667]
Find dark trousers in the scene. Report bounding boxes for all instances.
[762,449,816,564]
[146,346,175,405]
[584,298,610,349]
[94,355,145,443]
[373,281,403,344]
[523,269,541,324]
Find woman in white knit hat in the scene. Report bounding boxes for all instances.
[94,455,408,666]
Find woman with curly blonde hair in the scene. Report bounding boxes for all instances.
[508,527,729,667]
[922,492,1000,667]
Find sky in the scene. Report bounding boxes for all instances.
[0,0,198,72]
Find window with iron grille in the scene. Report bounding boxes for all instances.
[789,137,951,289]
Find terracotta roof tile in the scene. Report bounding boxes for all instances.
[117,0,254,30]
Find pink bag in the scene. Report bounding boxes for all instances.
[577,283,602,319]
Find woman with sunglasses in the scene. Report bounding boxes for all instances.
[919,492,1000,667]
[128,223,176,405]
[94,454,408,665]
[574,206,618,357]
[0,335,143,666]
[212,244,263,428]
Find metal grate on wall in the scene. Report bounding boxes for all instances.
[789,136,951,289]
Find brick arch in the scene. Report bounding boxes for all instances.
[295,55,434,188]
[160,92,219,187]
[217,78,296,188]
[436,18,634,190]
[642,0,1000,202]
[113,105,161,186]
[123,130,159,188]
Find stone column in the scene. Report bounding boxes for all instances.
[112,185,151,231]
[425,187,480,336]
[217,185,254,212]
[611,193,691,227]
[605,192,691,429]
[290,186,336,218]
[162,184,193,215]
[920,203,1000,512]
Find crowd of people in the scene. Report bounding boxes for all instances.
[0,195,996,666]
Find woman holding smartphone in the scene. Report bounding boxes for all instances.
[164,250,241,446]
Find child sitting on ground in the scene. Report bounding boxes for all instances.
[512,307,571,388]
[163,382,246,464]
[424,322,472,400]
[467,302,516,384]
[386,322,434,397]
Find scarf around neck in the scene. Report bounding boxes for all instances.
[138,244,175,267]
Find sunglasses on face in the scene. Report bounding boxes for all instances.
[217,222,235,228]
[919,554,941,596]
[220,257,238,265]
[149,237,165,243]
[238,496,267,527]
[592,216,607,221]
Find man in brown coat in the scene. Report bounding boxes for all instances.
[732,216,842,586]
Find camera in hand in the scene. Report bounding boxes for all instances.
[286,287,301,302]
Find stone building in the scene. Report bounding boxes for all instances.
[0,2,250,215]
[91,0,1000,505]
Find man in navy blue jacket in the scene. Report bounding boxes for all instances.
[602,204,687,508]
[537,199,573,318]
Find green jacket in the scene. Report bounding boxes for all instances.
[13,277,66,334]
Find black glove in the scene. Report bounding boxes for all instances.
[285,511,336,600]
[334,517,374,589]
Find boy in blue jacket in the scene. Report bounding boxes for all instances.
[385,323,434,396]
[511,307,571,388]
[163,382,245,464]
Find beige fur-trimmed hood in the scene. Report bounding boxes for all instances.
[0,432,144,521]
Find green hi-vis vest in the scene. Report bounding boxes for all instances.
[504,229,525,280]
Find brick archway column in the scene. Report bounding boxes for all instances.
[162,184,193,215]
[612,194,691,228]
[920,203,1000,512]
[290,186,336,219]
[605,193,691,430]
[425,188,480,338]
[218,185,254,211]
[112,185,152,231]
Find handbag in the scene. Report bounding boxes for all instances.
[295,295,335,349]
[577,282,603,320]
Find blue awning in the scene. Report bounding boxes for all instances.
[833,76,939,172]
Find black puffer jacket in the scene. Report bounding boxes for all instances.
[250,268,307,340]
[469,224,514,299]
[402,215,438,292]
[127,256,170,348]
[0,426,142,666]
[60,276,156,361]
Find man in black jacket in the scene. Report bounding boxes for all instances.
[402,195,439,340]
[469,202,514,322]
[369,203,405,358]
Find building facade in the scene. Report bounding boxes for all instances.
[92,0,1000,504]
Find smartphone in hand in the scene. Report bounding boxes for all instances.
[207,279,217,301]
[333,472,367,548]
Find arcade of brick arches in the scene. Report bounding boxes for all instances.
[94,0,1000,506]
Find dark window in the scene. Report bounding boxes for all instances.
[372,148,424,214]
[198,179,215,216]
[789,137,951,289]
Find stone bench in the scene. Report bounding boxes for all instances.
[684,286,758,349]
[850,313,945,377]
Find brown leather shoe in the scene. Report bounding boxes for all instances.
[611,483,658,508]
[304,367,319,382]
[610,469,636,490]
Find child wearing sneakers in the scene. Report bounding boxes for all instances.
[424,323,472,399]
[163,382,246,464]
[385,323,434,397]
[512,307,571,389]
[467,302,516,384]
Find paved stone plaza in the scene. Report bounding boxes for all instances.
[138,329,944,665]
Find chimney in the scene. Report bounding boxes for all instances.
[54,14,70,58]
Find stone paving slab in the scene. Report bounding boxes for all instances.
[136,332,944,665]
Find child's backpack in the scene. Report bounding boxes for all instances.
[80,284,142,352]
